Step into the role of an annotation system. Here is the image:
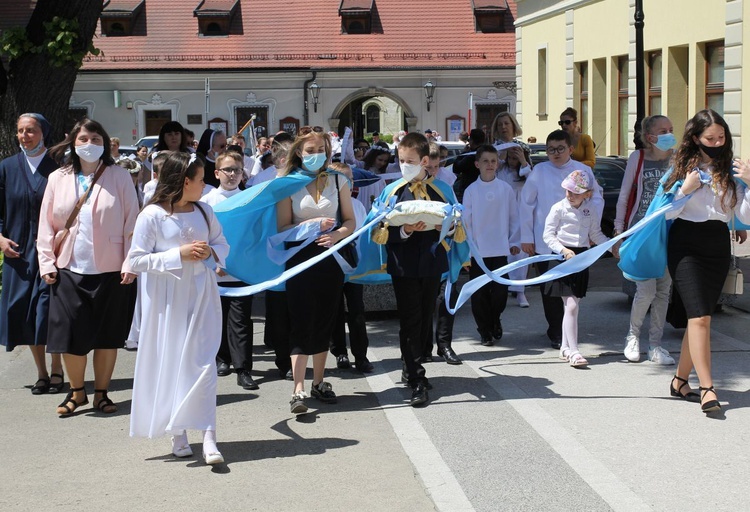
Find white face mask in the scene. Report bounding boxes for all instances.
[75,143,104,163]
[400,162,423,182]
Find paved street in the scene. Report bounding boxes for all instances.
[2,254,750,512]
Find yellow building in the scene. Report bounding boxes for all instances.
[515,0,741,157]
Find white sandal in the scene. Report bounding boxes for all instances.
[569,352,589,368]
[559,349,570,361]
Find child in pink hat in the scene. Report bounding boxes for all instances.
[542,170,616,367]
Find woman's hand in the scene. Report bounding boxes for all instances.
[561,248,575,260]
[316,230,341,248]
[319,217,335,232]
[510,246,520,255]
[733,230,747,244]
[521,242,535,255]
[681,170,702,195]
[42,272,57,285]
[611,239,623,259]
[403,221,427,234]
[0,235,20,258]
[120,272,136,285]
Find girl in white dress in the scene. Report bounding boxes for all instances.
[128,152,230,465]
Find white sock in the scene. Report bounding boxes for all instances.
[172,431,189,450]
[203,429,219,454]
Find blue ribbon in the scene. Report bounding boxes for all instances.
[444,195,691,315]
[218,198,394,297]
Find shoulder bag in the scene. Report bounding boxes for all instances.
[52,162,106,257]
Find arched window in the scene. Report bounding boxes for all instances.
[366,105,380,133]
[206,22,223,35]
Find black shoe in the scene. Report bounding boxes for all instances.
[284,369,293,381]
[669,375,700,403]
[480,332,494,346]
[311,381,337,404]
[437,347,462,365]
[290,392,308,414]
[237,370,259,390]
[492,323,503,341]
[355,359,374,373]
[422,354,434,363]
[336,354,351,369]
[699,386,721,413]
[217,362,231,377]
[410,383,429,407]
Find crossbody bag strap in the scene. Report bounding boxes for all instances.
[624,150,646,229]
[63,162,107,230]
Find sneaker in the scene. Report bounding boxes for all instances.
[336,354,351,369]
[648,346,675,365]
[517,292,530,308]
[311,381,337,404]
[624,335,640,362]
[290,392,308,414]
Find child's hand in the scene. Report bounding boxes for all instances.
[216,268,227,277]
[562,248,575,260]
[521,242,535,255]
[733,158,750,184]
[510,246,520,255]
[403,221,427,234]
[681,170,702,195]
[180,241,210,261]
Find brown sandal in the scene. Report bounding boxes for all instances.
[94,389,117,414]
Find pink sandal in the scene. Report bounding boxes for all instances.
[569,352,589,368]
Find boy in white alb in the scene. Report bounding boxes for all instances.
[463,145,521,345]
[201,151,258,390]
[519,130,603,349]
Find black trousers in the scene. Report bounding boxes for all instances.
[330,282,369,361]
[425,279,458,356]
[536,258,563,340]
[392,275,441,387]
[264,291,291,374]
[216,289,254,371]
[469,256,509,335]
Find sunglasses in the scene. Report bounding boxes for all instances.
[558,119,574,126]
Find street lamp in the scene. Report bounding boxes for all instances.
[633,0,645,149]
[424,80,435,111]
[309,81,321,113]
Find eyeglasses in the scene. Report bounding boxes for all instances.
[354,146,369,152]
[558,119,574,126]
[546,145,569,155]
[218,167,243,175]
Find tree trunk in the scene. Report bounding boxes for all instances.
[0,0,101,160]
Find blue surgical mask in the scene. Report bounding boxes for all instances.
[20,139,44,157]
[301,152,327,172]
[653,133,676,152]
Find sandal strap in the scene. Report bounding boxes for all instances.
[50,373,64,380]
[699,386,716,398]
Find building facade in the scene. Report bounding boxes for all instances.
[515,0,744,157]
[63,0,521,144]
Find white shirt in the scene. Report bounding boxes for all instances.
[250,165,277,186]
[463,177,520,258]
[496,164,528,199]
[243,155,257,179]
[143,179,157,204]
[291,175,343,224]
[25,150,47,174]
[668,179,750,223]
[68,174,98,274]
[543,198,610,254]
[520,159,603,254]
[434,166,456,186]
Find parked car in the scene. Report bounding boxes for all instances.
[437,140,468,167]
[135,136,159,152]
[117,145,138,158]
[529,154,626,237]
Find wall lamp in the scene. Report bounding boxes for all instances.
[309,81,321,113]
[424,80,435,111]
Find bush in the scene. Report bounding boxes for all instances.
[364,134,394,145]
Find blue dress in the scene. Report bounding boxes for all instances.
[0,152,56,350]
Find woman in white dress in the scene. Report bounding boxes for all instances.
[128,152,230,465]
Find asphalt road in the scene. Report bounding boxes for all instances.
[2,254,750,512]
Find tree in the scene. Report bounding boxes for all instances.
[0,1,101,160]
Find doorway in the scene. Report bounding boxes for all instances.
[476,103,509,141]
[337,95,405,139]
[144,110,172,136]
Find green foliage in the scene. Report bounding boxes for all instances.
[364,134,394,144]
[0,16,100,69]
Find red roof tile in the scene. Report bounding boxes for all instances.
[80,0,516,71]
